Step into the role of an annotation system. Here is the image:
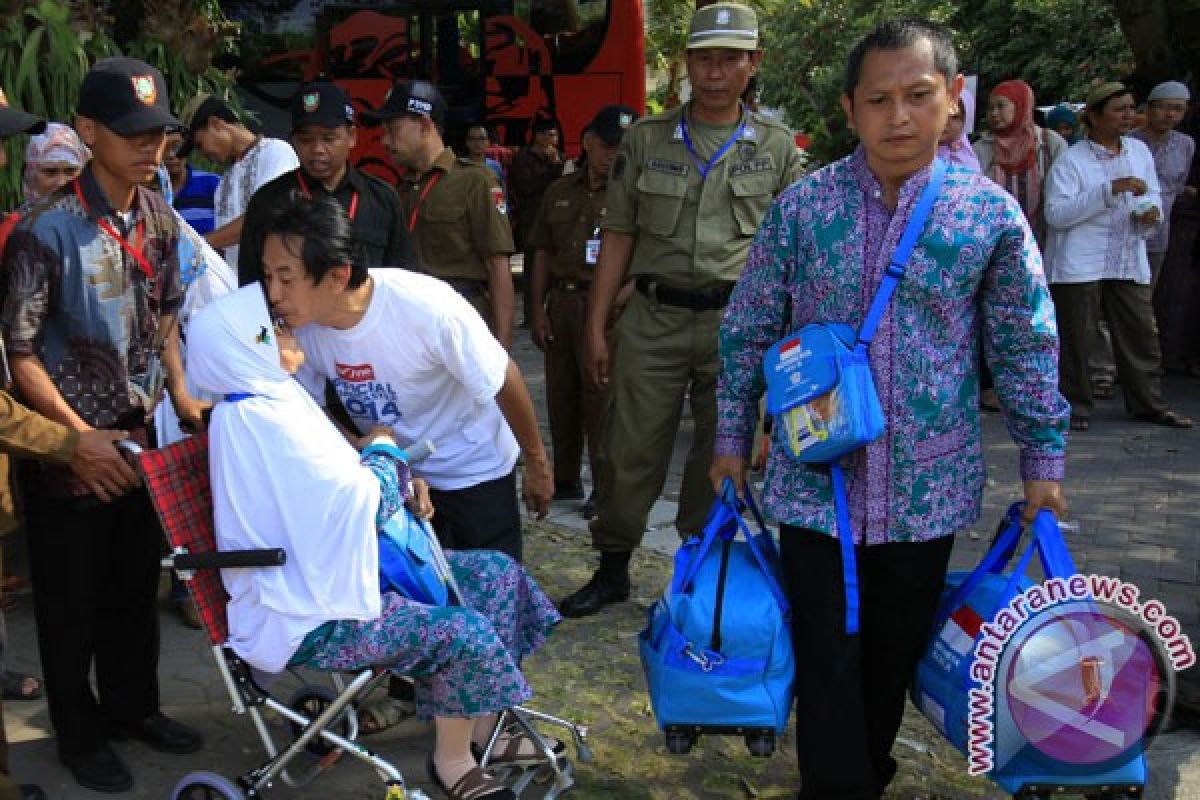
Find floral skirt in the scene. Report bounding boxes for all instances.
[298,549,560,718]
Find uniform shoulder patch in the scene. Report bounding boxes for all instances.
[491,186,507,215]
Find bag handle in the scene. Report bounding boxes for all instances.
[721,480,791,619]
[672,493,739,596]
[934,503,1075,632]
[856,158,948,347]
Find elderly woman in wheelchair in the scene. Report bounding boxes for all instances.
[188,285,563,800]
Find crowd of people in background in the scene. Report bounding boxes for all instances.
[0,4,1194,799]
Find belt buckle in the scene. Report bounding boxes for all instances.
[646,279,661,309]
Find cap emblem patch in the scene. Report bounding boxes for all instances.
[132,75,157,106]
[302,92,319,113]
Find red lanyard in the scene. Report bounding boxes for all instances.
[72,180,153,280]
[296,172,358,220]
[407,172,442,232]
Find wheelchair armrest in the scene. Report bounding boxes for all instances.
[173,549,287,570]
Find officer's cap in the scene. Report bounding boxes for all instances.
[291,79,356,132]
[360,80,446,127]
[585,105,639,146]
[687,3,759,51]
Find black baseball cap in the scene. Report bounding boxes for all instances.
[586,105,638,146]
[176,93,236,157]
[360,80,446,127]
[0,89,45,138]
[77,57,179,136]
[291,80,356,132]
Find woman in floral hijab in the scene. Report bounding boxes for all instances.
[21,122,89,208]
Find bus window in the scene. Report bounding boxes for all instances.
[515,0,611,73]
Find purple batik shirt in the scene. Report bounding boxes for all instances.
[717,148,1069,544]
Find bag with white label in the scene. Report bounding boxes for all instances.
[912,503,1154,795]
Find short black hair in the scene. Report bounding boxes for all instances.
[263,192,367,289]
[844,19,958,97]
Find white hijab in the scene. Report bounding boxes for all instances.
[188,285,382,673]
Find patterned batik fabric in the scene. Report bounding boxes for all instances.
[300,549,561,718]
[717,147,1069,545]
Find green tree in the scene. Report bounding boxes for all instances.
[757,0,1132,166]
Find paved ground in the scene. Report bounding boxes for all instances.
[2,328,1199,799]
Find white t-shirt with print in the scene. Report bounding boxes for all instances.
[215,137,299,266]
[295,269,519,490]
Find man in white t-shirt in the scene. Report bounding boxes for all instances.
[177,93,298,266]
[257,192,553,560]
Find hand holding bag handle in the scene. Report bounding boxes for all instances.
[934,503,1077,633]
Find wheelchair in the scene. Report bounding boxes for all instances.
[133,434,591,799]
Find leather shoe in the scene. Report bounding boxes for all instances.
[110,712,204,754]
[62,744,133,793]
[554,479,584,501]
[19,786,47,800]
[558,570,630,618]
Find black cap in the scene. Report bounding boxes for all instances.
[77,57,179,136]
[360,80,446,127]
[531,116,558,135]
[586,105,638,146]
[0,89,46,138]
[291,80,355,131]
[176,93,235,157]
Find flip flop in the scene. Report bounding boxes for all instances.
[3,670,42,701]
[1136,410,1194,429]
[357,695,414,735]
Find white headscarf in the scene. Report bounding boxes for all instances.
[188,285,382,673]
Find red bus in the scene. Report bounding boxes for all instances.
[231,0,645,183]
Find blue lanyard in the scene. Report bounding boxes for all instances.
[680,115,747,179]
[223,392,256,403]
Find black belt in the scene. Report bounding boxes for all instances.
[444,278,487,298]
[635,277,734,311]
[552,278,591,292]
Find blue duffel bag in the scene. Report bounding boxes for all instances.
[378,508,450,607]
[639,480,794,757]
[914,503,1154,796]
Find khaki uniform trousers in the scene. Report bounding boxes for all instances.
[1050,280,1166,419]
[589,291,720,552]
[545,288,612,486]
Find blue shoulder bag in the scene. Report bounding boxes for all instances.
[764,159,947,635]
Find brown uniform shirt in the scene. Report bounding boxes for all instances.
[529,169,608,282]
[398,147,515,283]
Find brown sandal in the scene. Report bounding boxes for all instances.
[472,732,565,766]
[428,756,514,800]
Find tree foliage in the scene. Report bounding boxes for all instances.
[757,0,1132,166]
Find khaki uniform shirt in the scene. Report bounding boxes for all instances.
[530,169,608,282]
[0,391,76,534]
[398,148,515,282]
[603,103,803,289]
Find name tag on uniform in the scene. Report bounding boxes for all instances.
[646,158,689,177]
[585,237,601,265]
[729,155,776,177]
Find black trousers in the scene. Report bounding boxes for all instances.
[428,470,522,562]
[781,527,954,799]
[26,490,163,757]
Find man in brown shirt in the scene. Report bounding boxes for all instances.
[363,81,517,348]
[509,117,564,327]
[529,105,637,516]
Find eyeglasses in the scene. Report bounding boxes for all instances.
[466,134,489,141]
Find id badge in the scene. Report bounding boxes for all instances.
[585,237,601,266]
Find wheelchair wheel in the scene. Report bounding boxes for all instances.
[288,684,355,756]
[170,771,243,800]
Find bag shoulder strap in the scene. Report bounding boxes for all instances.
[856,158,948,346]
